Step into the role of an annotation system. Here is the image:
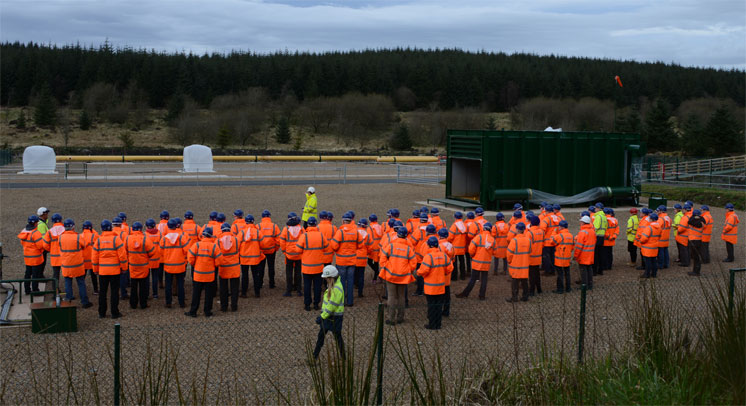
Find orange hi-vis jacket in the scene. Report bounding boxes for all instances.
[527,226,545,266]
[200,221,220,241]
[507,233,531,279]
[540,214,559,247]
[157,219,169,235]
[259,218,280,254]
[59,230,88,278]
[604,215,619,247]
[409,224,429,259]
[121,221,130,235]
[18,226,45,266]
[635,216,650,248]
[438,237,455,259]
[507,221,526,244]
[42,222,65,267]
[448,219,468,255]
[144,228,162,268]
[550,228,574,267]
[416,233,438,264]
[367,221,384,262]
[638,221,661,258]
[556,211,566,222]
[475,215,487,228]
[657,213,672,248]
[231,218,247,236]
[431,215,447,231]
[701,211,714,243]
[676,213,691,246]
[182,219,201,248]
[188,238,220,282]
[356,227,373,267]
[509,212,525,227]
[92,231,127,275]
[125,231,157,279]
[331,223,363,266]
[113,225,128,241]
[279,224,305,261]
[466,219,481,243]
[296,227,328,274]
[468,231,496,271]
[216,231,241,278]
[688,219,703,241]
[160,230,189,273]
[319,219,338,264]
[81,229,99,269]
[490,221,510,258]
[574,224,596,266]
[378,237,416,284]
[417,248,453,295]
[378,229,396,255]
[722,212,740,244]
[238,226,265,266]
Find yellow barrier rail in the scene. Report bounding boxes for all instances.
[56,155,440,163]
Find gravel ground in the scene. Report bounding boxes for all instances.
[0,180,744,403]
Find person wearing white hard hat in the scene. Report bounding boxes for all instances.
[302,187,318,229]
[312,265,346,360]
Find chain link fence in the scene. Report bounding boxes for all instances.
[1,267,743,404]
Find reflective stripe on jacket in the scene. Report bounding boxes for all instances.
[321,278,344,319]
[60,230,87,278]
[126,232,157,278]
[378,238,416,284]
[417,248,452,295]
[506,233,531,279]
[297,228,328,274]
[188,239,220,282]
[92,231,127,275]
[18,227,45,266]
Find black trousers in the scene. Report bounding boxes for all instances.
[603,246,613,270]
[129,277,148,309]
[677,242,690,266]
[528,265,542,294]
[643,255,658,278]
[426,293,445,329]
[690,240,703,275]
[313,316,345,359]
[285,259,302,293]
[303,273,322,307]
[219,277,239,311]
[87,269,99,293]
[98,274,121,317]
[453,255,466,281]
[592,236,605,275]
[628,241,637,263]
[165,272,186,307]
[555,266,571,292]
[542,246,555,275]
[355,266,366,295]
[510,278,528,301]
[189,280,215,315]
[250,264,263,296]
[580,264,593,288]
[702,241,711,264]
[368,258,379,280]
[52,266,61,291]
[260,252,276,288]
[460,270,488,298]
[465,252,472,276]
[443,285,451,316]
[493,257,507,274]
[726,242,735,261]
[23,264,44,294]
[240,264,252,296]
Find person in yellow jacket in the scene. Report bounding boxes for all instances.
[626,208,639,267]
[302,186,318,229]
[313,265,345,360]
[591,203,608,276]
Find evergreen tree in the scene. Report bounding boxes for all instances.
[704,105,744,155]
[390,123,413,150]
[216,125,232,149]
[274,116,291,144]
[16,109,26,129]
[642,98,677,152]
[486,116,497,130]
[79,109,92,130]
[680,115,704,156]
[615,108,641,133]
[33,86,56,127]
[165,92,185,126]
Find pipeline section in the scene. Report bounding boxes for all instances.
[56,155,439,163]
[492,186,638,205]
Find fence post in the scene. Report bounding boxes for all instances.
[709,159,713,187]
[396,164,400,183]
[375,302,384,406]
[577,284,587,364]
[114,323,121,406]
[343,164,347,184]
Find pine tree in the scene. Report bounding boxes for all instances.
[486,116,497,130]
[274,116,291,144]
[390,124,413,150]
[216,125,232,149]
[642,98,677,152]
[34,86,56,127]
[16,110,26,129]
[704,105,744,155]
[165,92,185,126]
[680,115,704,156]
[615,108,641,134]
[79,109,92,130]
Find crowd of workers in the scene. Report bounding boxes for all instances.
[16,191,740,332]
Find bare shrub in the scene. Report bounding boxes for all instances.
[83,82,118,117]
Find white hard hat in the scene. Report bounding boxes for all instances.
[37,207,49,215]
[307,186,316,194]
[321,265,338,278]
[580,215,591,224]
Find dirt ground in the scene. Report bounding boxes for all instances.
[0,180,744,403]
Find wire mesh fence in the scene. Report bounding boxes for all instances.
[1,267,743,404]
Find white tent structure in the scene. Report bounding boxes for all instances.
[22,146,57,174]
[544,126,563,132]
[182,144,214,173]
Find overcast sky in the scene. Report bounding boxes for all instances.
[1,0,744,69]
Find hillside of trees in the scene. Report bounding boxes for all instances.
[1,42,744,155]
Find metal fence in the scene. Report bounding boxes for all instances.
[642,155,746,189]
[0,149,11,166]
[1,267,742,404]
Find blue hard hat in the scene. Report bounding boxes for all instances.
[483,222,492,231]
[496,212,505,220]
[438,228,449,238]
[683,204,692,210]
[526,210,535,217]
[100,219,112,231]
[63,218,75,229]
[175,217,182,226]
[82,220,93,229]
[427,236,439,248]
[649,213,659,221]
[348,211,356,219]
[466,212,475,219]
[391,209,400,217]
[184,211,194,219]
[145,218,156,228]
[700,205,709,211]
[233,209,244,217]
[426,224,436,234]
[202,226,213,237]
[725,203,735,210]
[610,209,615,215]
[112,217,122,225]
[431,207,439,214]
[685,200,694,206]
[167,218,178,229]
[397,227,408,238]
[454,212,463,219]
[420,206,429,214]
[603,208,612,215]
[475,207,484,215]
[388,218,397,227]
[394,220,404,228]
[221,223,231,232]
[513,211,522,219]
[657,205,667,212]
[160,210,170,219]
[131,221,143,231]
[692,209,702,216]
[327,211,334,219]
[357,218,368,227]
[51,213,63,222]
[412,209,420,217]
[581,211,590,217]
[262,210,271,218]
[342,212,353,220]
[369,214,378,222]
[288,212,298,219]
[28,215,39,223]
[209,211,218,220]
[216,213,226,222]
[530,216,540,226]
[545,206,554,212]
[513,203,523,210]
[559,220,569,228]
[674,203,682,209]
[245,214,255,223]
[595,202,604,209]
[118,212,127,220]
[641,208,651,214]
[553,204,561,211]
[420,213,429,222]
[516,222,526,231]
[319,210,328,220]
[540,201,547,208]
[307,216,318,226]
[588,206,596,212]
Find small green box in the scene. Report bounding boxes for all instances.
[31,301,78,334]
[648,193,667,210]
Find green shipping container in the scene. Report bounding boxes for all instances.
[446,130,646,210]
